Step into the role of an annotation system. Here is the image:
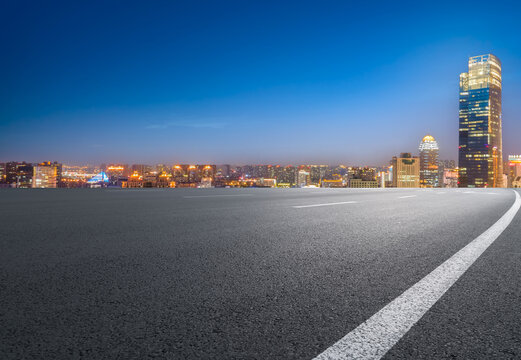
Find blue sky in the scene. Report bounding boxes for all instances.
[1,0,521,165]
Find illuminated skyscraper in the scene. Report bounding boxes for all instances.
[458,54,503,187]
[419,135,439,188]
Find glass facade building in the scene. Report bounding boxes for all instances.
[419,135,439,188]
[458,54,503,187]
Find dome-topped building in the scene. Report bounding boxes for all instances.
[419,135,439,187]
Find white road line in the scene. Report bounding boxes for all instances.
[313,190,521,360]
[398,195,416,199]
[183,194,254,198]
[293,201,357,208]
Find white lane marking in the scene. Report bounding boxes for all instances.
[314,190,521,360]
[463,191,476,194]
[398,195,416,199]
[183,194,254,198]
[293,201,357,208]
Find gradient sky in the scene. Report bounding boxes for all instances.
[2,0,521,165]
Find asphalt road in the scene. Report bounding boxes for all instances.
[1,188,520,359]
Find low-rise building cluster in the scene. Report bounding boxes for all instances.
[1,138,518,189]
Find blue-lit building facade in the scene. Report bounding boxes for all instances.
[458,54,503,188]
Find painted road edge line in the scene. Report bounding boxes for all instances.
[293,201,357,208]
[398,195,416,199]
[313,190,521,360]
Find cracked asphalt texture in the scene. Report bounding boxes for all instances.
[1,188,519,359]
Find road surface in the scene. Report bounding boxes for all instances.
[1,188,520,359]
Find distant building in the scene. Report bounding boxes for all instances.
[142,173,158,188]
[253,165,273,179]
[171,165,216,186]
[508,156,521,187]
[217,164,231,177]
[274,166,297,187]
[347,166,378,188]
[376,171,388,188]
[0,163,6,183]
[199,177,213,188]
[6,162,33,188]
[157,172,174,188]
[391,153,420,188]
[348,179,378,188]
[297,170,310,187]
[127,171,143,188]
[419,135,439,187]
[255,178,276,187]
[310,165,329,185]
[350,167,377,181]
[155,164,169,174]
[106,164,129,177]
[32,161,62,188]
[458,54,503,187]
[87,171,109,187]
[321,179,344,188]
[131,164,153,176]
[442,168,459,188]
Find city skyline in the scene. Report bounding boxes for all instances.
[2,2,521,165]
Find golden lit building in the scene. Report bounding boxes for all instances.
[348,179,378,188]
[127,171,143,188]
[32,162,61,188]
[320,179,344,188]
[106,164,128,177]
[392,153,420,188]
[171,164,216,186]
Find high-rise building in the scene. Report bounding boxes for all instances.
[32,162,62,188]
[391,153,420,188]
[419,135,439,188]
[458,54,503,188]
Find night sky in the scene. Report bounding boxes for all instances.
[2,0,521,165]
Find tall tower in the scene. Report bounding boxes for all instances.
[458,54,503,188]
[419,135,439,187]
